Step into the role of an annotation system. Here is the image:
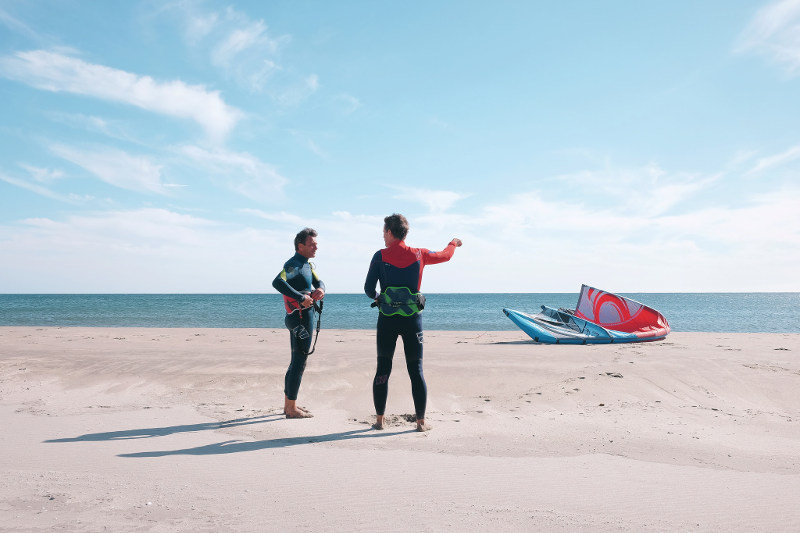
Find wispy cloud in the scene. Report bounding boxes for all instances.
[46,112,144,144]
[274,74,320,107]
[0,7,40,40]
[389,186,470,213]
[737,0,800,76]
[19,163,64,183]
[212,19,273,65]
[165,3,289,92]
[290,130,328,159]
[179,145,287,202]
[183,10,218,44]
[552,164,719,216]
[335,94,362,115]
[0,207,263,292]
[159,3,323,101]
[746,144,800,174]
[51,144,170,195]
[0,171,81,203]
[0,50,243,142]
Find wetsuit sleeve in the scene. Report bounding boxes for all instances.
[272,269,306,301]
[364,251,382,299]
[420,241,457,266]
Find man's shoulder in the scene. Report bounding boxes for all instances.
[280,256,302,275]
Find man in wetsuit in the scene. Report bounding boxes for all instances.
[272,227,325,419]
[364,213,462,432]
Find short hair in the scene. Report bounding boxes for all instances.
[294,227,318,250]
[384,213,409,241]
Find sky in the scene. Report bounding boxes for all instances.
[1,0,799,294]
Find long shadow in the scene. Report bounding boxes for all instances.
[489,340,538,345]
[118,427,415,458]
[44,414,282,443]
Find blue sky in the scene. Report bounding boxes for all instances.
[1,0,798,293]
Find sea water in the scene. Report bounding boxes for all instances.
[1,293,798,333]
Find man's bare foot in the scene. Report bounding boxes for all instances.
[372,415,385,430]
[285,407,313,419]
[284,397,312,418]
[416,421,431,432]
[283,406,311,415]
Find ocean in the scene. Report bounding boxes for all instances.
[1,293,798,333]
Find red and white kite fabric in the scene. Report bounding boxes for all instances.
[574,285,670,339]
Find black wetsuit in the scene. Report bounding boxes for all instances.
[364,239,457,420]
[272,252,324,401]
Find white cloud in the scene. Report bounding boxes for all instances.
[389,186,470,213]
[737,0,800,75]
[166,3,289,92]
[19,163,64,183]
[2,180,799,293]
[729,149,759,167]
[335,93,362,115]
[0,50,243,142]
[0,7,40,40]
[552,164,719,216]
[274,73,320,107]
[179,145,287,202]
[747,144,800,174]
[184,11,219,44]
[51,144,170,195]
[0,171,79,203]
[0,208,289,292]
[212,20,270,66]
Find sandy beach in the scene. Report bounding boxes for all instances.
[1,326,798,532]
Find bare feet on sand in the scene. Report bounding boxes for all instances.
[285,407,313,419]
[372,415,385,430]
[284,397,313,419]
[416,421,432,432]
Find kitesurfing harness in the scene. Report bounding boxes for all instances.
[287,297,324,355]
[370,286,426,316]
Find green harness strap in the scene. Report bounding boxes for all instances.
[377,286,426,316]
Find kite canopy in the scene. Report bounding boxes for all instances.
[574,284,670,339]
[502,284,670,344]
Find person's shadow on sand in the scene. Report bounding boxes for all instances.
[43,414,282,443]
[117,427,415,458]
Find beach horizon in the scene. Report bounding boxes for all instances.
[1,326,798,531]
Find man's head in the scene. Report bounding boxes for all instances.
[294,227,318,258]
[383,213,408,246]
[383,213,409,243]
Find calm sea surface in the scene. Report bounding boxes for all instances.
[1,293,798,333]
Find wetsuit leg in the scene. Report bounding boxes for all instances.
[373,314,399,416]
[399,314,426,420]
[284,311,314,401]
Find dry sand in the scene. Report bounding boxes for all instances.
[1,326,799,532]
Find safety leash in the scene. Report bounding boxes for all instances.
[305,299,323,355]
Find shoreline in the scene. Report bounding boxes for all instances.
[4,293,799,334]
[2,327,799,531]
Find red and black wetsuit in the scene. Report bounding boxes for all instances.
[364,239,458,420]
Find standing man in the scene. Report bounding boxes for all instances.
[364,213,462,432]
[272,227,325,419]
